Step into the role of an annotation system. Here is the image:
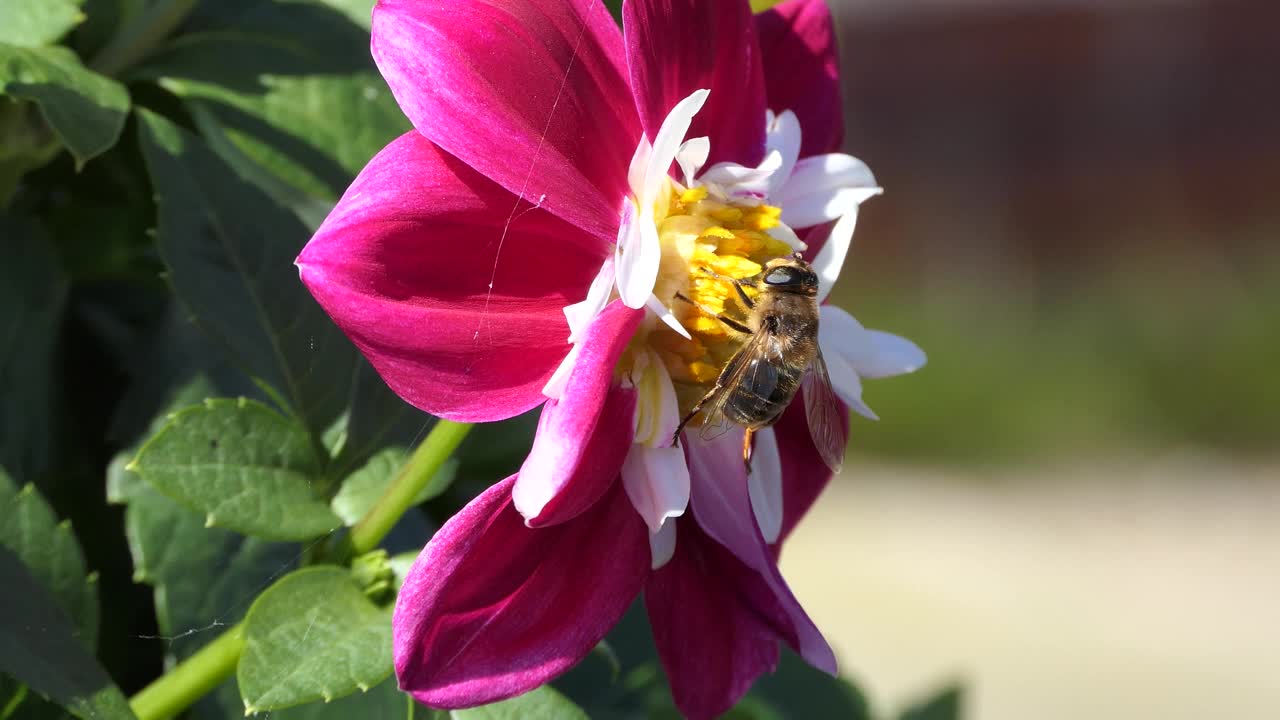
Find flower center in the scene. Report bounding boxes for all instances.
[619,181,794,435]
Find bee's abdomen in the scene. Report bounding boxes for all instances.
[722,357,805,429]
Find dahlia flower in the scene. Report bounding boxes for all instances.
[295,0,925,717]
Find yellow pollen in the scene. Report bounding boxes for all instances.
[680,186,708,203]
[616,181,793,422]
[709,207,743,223]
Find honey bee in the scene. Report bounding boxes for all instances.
[673,253,846,473]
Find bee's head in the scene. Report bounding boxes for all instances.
[761,254,818,295]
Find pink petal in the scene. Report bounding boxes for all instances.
[394,476,649,709]
[297,132,604,423]
[516,386,636,527]
[756,0,843,158]
[624,0,767,169]
[685,432,838,675]
[645,518,781,720]
[515,301,643,526]
[772,397,845,544]
[371,0,639,242]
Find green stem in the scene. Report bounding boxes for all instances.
[130,624,244,720]
[127,419,473,720]
[89,0,199,78]
[349,420,473,554]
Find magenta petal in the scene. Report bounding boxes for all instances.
[646,519,781,720]
[394,476,649,708]
[517,386,635,528]
[756,0,843,157]
[624,0,766,168]
[297,132,604,422]
[798,219,836,264]
[515,300,642,526]
[773,396,846,543]
[686,432,838,675]
[371,0,639,242]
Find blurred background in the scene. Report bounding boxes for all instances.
[791,0,1280,718]
[5,0,1276,718]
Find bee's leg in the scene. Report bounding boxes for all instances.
[698,267,756,309]
[742,427,755,473]
[729,278,755,310]
[672,381,722,447]
[673,292,751,334]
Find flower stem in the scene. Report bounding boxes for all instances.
[349,419,473,554]
[90,0,199,78]
[129,624,244,720]
[127,419,473,720]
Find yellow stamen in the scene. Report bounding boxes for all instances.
[680,186,708,203]
[709,207,743,223]
[616,183,792,422]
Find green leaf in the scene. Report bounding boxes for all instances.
[899,685,964,720]
[0,546,136,720]
[238,566,393,713]
[387,550,416,593]
[113,378,298,719]
[0,214,65,483]
[330,449,458,526]
[0,0,85,48]
[124,488,296,659]
[331,359,429,479]
[136,109,357,437]
[107,372,218,505]
[722,696,784,720]
[140,1,408,201]
[750,650,873,720]
[0,469,98,649]
[0,44,128,166]
[451,687,588,720]
[0,98,61,205]
[129,397,340,541]
[268,677,408,719]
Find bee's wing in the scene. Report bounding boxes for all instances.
[802,347,847,474]
[696,331,779,443]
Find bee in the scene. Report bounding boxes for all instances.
[673,253,846,473]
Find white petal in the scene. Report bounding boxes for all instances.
[646,294,691,340]
[821,339,879,420]
[541,343,580,400]
[779,153,877,202]
[645,89,710,205]
[747,426,784,543]
[615,202,660,309]
[819,306,926,379]
[564,256,615,343]
[781,186,882,229]
[676,136,709,187]
[766,222,807,252]
[812,207,859,304]
[628,135,652,199]
[700,150,783,197]
[649,518,677,570]
[622,444,691,534]
[764,109,802,199]
[853,330,927,379]
[631,348,682,448]
[818,303,868,349]
[776,153,881,228]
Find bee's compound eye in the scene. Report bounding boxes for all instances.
[764,268,796,285]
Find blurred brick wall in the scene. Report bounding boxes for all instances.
[830,0,1280,277]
